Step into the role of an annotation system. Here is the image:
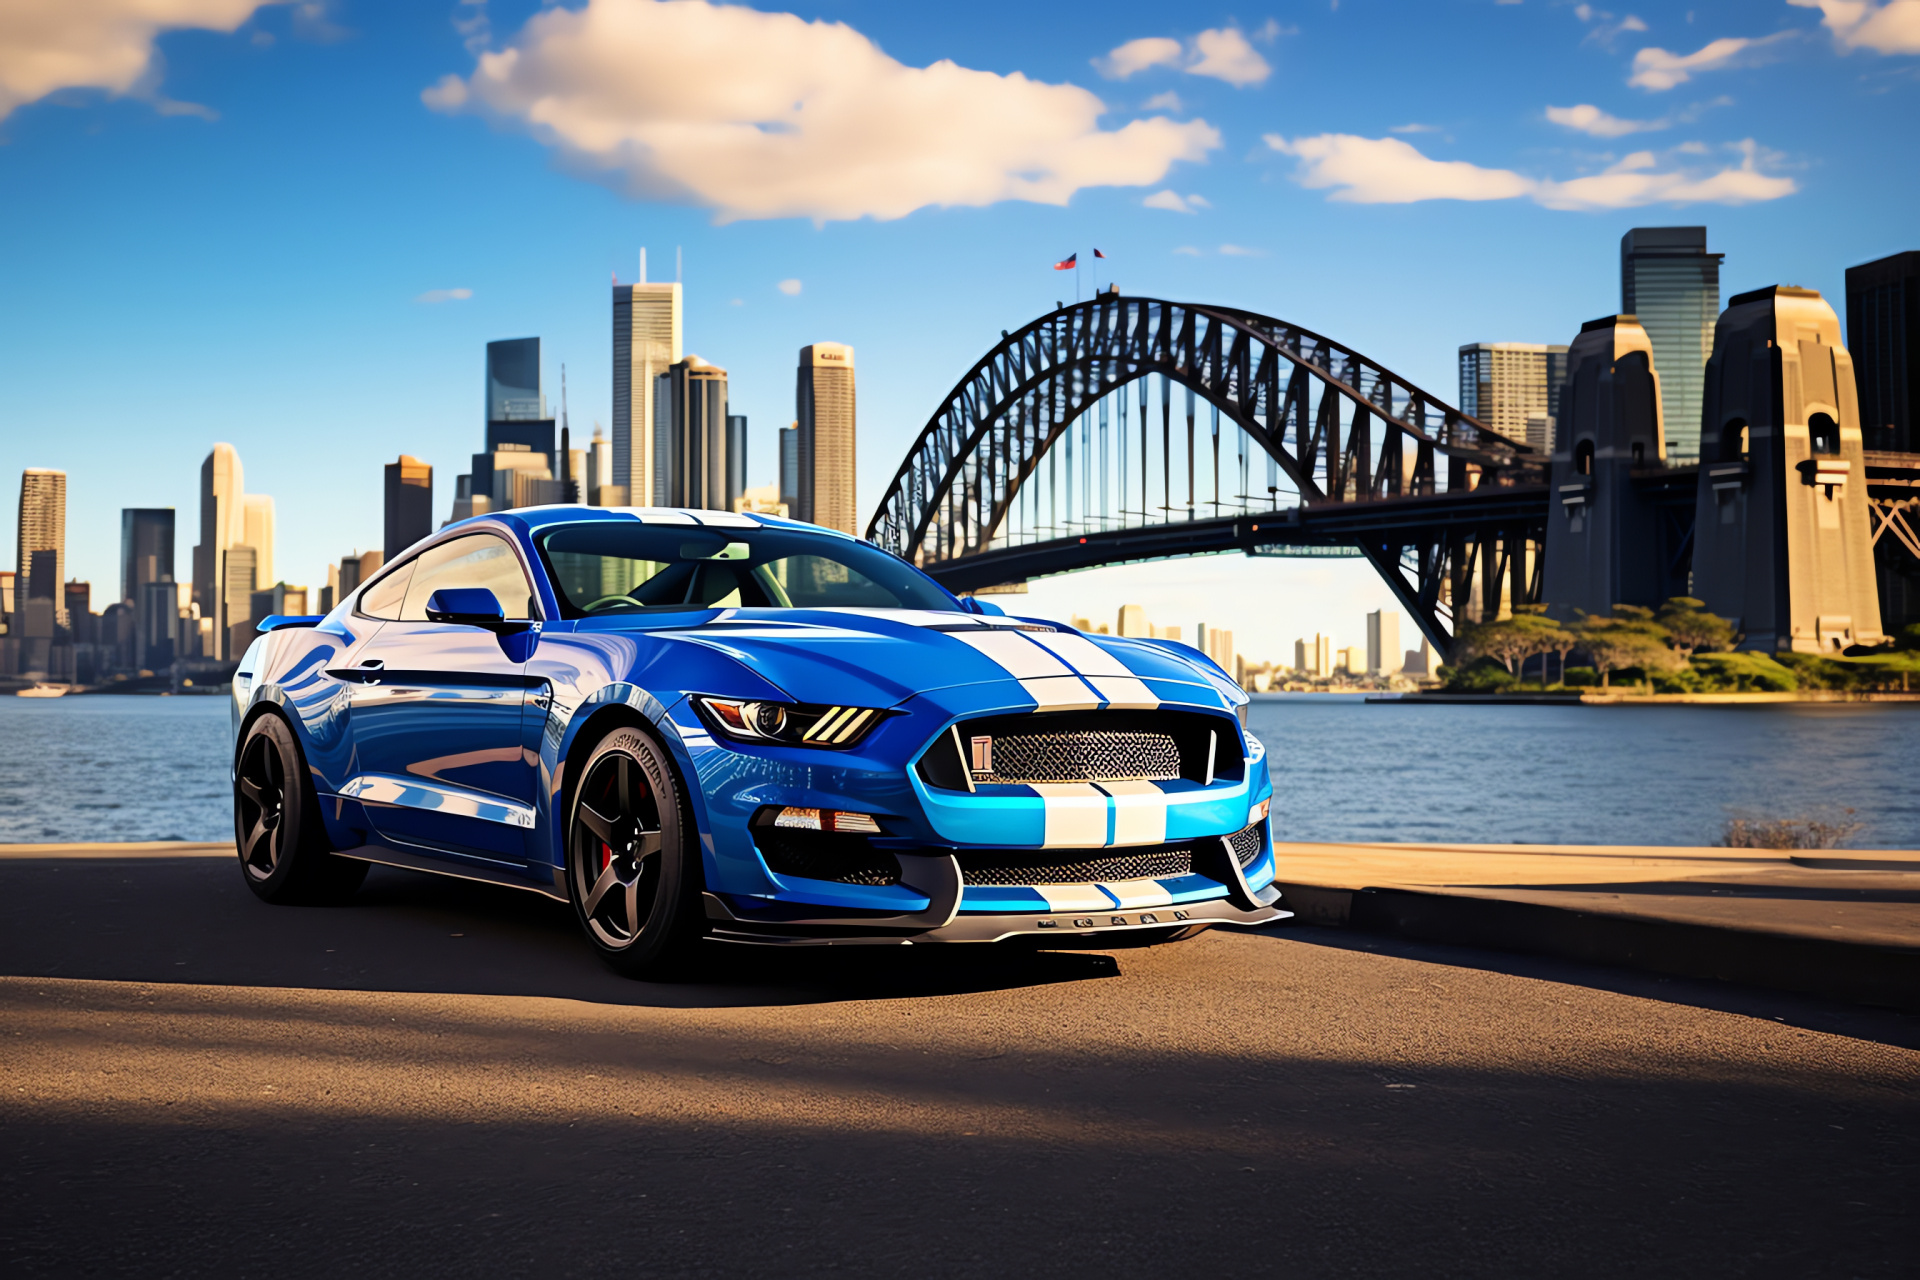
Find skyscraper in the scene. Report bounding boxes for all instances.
[653,356,735,510]
[486,338,545,421]
[122,508,176,667]
[1366,609,1401,677]
[243,494,275,590]
[613,280,683,504]
[1846,250,1919,453]
[1457,344,1569,448]
[192,443,243,641]
[384,455,433,558]
[727,414,748,511]
[795,343,857,533]
[1621,226,1722,463]
[778,422,800,512]
[120,508,174,607]
[16,469,67,627]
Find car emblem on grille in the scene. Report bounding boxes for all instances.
[969,735,994,779]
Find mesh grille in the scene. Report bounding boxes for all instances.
[959,847,1193,887]
[976,730,1180,785]
[755,832,901,886]
[1229,822,1266,868]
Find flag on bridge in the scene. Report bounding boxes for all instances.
[1053,253,1077,270]
[1094,248,1107,259]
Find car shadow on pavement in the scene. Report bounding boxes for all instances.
[1239,920,1920,1050]
[0,854,1119,1008]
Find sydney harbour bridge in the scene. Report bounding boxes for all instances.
[867,289,1920,659]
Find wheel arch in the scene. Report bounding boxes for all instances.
[546,698,711,880]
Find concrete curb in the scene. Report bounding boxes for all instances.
[1274,882,1920,1013]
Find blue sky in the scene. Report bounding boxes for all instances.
[3,0,1915,660]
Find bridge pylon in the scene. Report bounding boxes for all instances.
[1691,286,1884,653]
[1541,315,1674,622]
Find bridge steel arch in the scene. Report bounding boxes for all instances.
[867,294,1549,656]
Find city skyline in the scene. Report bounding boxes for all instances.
[4,0,1918,653]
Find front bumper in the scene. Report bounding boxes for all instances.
[698,837,1292,946]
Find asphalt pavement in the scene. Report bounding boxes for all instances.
[1,849,1916,1278]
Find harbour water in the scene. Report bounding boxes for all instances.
[1,692,1916,848]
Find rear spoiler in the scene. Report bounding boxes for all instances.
[258,615,325,632]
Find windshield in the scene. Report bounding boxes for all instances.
[535,521,964,618]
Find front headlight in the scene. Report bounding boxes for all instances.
[693,696,888,749]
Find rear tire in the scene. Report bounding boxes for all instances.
[567,726,706,979]
[234,712,368,905]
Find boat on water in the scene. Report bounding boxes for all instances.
[15,683,70,698]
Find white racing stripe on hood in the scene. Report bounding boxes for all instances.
[1030,632,1161,708]
[816,607,1034,630]
[1030,783,1108,847]
[1103,779,1168,846]
[1018,676,1101,711]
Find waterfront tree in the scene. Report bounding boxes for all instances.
[1657,597,1736,658]
[1576,606,1678,689]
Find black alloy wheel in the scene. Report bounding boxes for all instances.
[233,713,368,904]
[568,726,704,977]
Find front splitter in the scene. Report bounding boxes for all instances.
[701,889,1290,946]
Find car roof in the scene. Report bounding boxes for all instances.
[478,504,858,540]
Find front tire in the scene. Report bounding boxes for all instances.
[567,726,706,978]
[234,712,368,904]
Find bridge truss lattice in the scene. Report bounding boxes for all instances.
[868,294,1550,654]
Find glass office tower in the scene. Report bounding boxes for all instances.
[486,338,545,421]
[796,343,857,534]
[1621,227,1722,464]
[1457,343,1569,449]
[1846,250,1919,453]
[652,356,733,511]
[613,282,683,505]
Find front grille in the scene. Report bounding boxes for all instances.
[959,847,1194,886]
[755,830,901,886]
[974,730,1180,785]
[1229,821,1266,868]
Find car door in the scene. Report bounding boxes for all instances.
[340,532,543,867]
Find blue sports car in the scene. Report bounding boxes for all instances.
[231,507,1287,976]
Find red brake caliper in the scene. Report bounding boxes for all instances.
[601,843,612,870]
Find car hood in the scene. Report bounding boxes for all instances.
[584,607,1228,709]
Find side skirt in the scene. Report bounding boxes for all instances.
[335,840,568,902]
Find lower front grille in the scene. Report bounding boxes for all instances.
[1229,821,1267,868]
[959,847,1194,886]
[754,830,901,886]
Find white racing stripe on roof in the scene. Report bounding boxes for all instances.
[690,509,760,527]
[1033,883,1114,913]
[1102,779,1167,846]
[1031,782,1108,848]
[635,510,698,525]
[1101,878,1174,909]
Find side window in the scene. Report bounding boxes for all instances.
[399,534,536,621]
[358,561,414,620]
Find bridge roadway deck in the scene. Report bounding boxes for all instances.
[0,842,1913,1277]
[925,485,1552,591]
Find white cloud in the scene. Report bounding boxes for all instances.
[415,287,474,303]
[1264,132,1796,209]
[1097,26,1271,87]
[430,0,1220,224]
[1577,8,1650,48]
[1186,27,1271,86]
[1098,36,1182,78]
[1172,246,1202,256]
[1789,0,1920,53]
[1546,103,1666,136]
[777,278,802,296]
[0,0,279,121]
[1142,90,1183,111]
[1389,122,1440,134]
[1629,32,1795,90]
[1265,133,1535,203]
[1142,189,1209,212]
[1217,243,1265,256]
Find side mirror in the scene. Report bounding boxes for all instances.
[426,587,505,626]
